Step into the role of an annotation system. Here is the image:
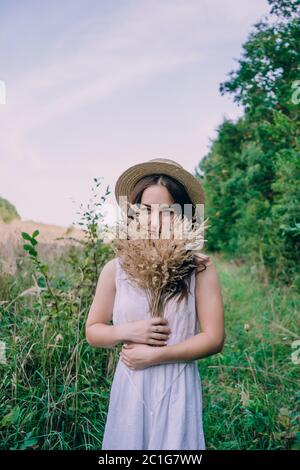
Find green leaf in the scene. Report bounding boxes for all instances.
[28,247,38,257]
[291,432,300,450]
[37,276,46,288]
[21,232,32,241]
[0,406,21,428]
[23,244,32,251]
[23,244,37,257]
[20,437,39,450]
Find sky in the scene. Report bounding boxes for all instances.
[0,0,270,228]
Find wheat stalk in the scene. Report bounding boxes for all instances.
[110,203,210,317]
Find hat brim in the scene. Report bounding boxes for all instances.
[115,161,205,207]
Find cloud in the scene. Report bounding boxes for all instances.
[1,0,269,134]
[0,0,270,225]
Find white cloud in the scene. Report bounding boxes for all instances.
[0,0,270,225]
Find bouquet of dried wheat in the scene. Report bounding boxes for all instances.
[110,203,210,318]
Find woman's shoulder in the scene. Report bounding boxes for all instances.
[99,257,119,289]
[195,252,213,269]
[103,256,118,270]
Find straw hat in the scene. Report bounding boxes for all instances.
[115,158,205,207]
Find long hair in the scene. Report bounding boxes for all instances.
[128,173,210,306]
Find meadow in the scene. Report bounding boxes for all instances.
[1,1,299,449]
[0,230,299,450]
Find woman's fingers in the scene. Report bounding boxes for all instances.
[148,338,168,346]
[120,352,133,369]
[149,332,171,345]
[151,332,170,340]
[150,317,168,326]
[151,325,171,335]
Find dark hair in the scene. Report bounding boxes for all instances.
[129,173,209,307]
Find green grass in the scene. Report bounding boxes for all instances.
[200,254,300,450]
[0,251,299,449]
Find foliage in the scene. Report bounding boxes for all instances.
[0,196,20,224]
[201,255,300,450]
[197,0,300,289]
[0,178,117,449]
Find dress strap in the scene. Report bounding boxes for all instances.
[115,257,127,283]
[113,257,120,289]
[189,269,196,296]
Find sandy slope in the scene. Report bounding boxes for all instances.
[0,219,86,244]
[0,219,88,275]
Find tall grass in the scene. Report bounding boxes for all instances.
[0,178,119,450]
[0,180,299,449]
[200,255,300,450]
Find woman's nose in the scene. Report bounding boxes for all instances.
[148,212,160,234]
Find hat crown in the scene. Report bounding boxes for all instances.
[148,158,183,169]
[115,157,205,206]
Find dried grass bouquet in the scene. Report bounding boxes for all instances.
[110,202,210,318]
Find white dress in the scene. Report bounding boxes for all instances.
[101,257,206,450]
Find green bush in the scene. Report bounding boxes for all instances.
[0,197,20,223]
[196,0,300,290]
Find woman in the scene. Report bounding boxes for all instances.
[85,158,225,450]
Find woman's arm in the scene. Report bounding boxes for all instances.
[149,259,225,365]
[85,258,123,348]
[85,258,172,348]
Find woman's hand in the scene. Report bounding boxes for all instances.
[120,317,172,346]
[120,343,162,370]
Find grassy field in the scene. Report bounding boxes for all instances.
[0,247,299,450]
[201,255,300,450]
